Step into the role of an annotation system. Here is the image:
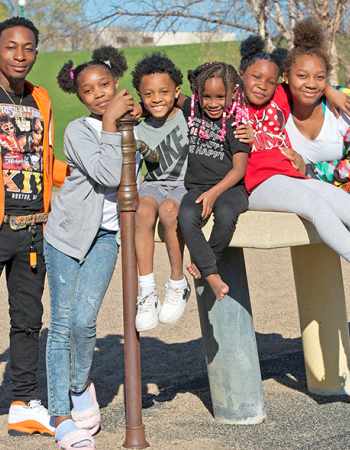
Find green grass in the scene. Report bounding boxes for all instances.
[28,41,241,159]
[27,39,350,159]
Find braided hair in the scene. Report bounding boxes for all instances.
[57,46,127,94]
[187,61,242,141]
[188,61,239,107]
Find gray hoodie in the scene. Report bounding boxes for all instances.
[44,117,122,261]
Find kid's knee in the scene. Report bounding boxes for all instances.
[135,202,158,228]
[159,199,179,226]
[71,316,96,339]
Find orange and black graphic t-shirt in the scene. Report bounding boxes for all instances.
[0,90,44,215]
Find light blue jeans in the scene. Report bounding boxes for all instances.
[44,229,119,416]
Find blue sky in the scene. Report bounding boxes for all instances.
[84,0,216,32]
[85,0,114,20]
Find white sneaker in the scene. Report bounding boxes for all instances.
[159,278,191,324]
[8,400,55,436]
[135,291,160,332]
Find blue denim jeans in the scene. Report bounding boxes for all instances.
[44,229,119,416]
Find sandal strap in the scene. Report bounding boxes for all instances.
[57,428,95,449]
[71,405,100,421]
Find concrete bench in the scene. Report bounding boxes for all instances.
[156,210,350,424]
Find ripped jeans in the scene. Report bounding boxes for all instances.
[44,229,118,416]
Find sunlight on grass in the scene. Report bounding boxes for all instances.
[28,41,241,158]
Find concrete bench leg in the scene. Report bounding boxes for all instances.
[195,247,265,424]
[291,243,350,395]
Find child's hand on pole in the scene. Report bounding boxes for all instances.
[131,103,143,120]
[104,89,134,124]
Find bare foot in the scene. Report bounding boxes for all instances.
[206,274,229,300]
[187,262,201,279]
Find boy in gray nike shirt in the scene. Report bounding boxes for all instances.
[133,53,190,332]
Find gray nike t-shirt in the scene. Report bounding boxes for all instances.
[135,109,189,183]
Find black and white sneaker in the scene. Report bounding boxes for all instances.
[159,277,191,324]
[135,291,160,332]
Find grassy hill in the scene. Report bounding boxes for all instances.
[28,41,241,159]
[29,39,350,159]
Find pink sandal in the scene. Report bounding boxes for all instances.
[71,383,101,436]
[57,428,95,449]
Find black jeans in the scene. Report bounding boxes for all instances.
[179,185,248,277]
[0,223,45,401]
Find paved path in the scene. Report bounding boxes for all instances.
[1,246,350,449]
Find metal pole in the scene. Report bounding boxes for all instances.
[118,114,149,449]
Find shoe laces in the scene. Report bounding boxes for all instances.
[165,283,190,305]
[137,292,158,312]
[27,400,46,411]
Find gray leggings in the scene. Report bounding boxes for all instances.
[249,175,350,262]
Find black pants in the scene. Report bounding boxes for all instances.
[179,185,248,277]
[0,224,45,401]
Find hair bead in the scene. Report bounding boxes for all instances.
[187,62,241,141]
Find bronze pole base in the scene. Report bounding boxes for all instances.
[123,424,149,449]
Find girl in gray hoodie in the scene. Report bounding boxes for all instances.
[44,47,137,450]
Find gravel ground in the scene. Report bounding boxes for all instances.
[1,246,350,450]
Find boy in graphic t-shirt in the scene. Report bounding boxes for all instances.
[132,53,191,332]
[0,17,67,436]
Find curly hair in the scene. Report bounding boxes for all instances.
[239,35,287,76]
[132,53,183,90]
[284,18,331,75]
[57,46,128,94]
[0,16,39,46]
[188,61,240,107]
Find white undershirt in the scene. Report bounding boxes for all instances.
[86,117,119,231]
[286,103,350,164]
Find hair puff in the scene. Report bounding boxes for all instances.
[293,18,325,50]
[240,35,265,60]
[57,60,76,94]
[239,35,285,75]
[284,18,331,75]
[92,46,127,78]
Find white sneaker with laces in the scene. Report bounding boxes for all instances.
[8,399,55,436]
[159,278,191,324]
[135,291,160,332]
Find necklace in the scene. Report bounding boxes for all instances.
[0,83,24,105]
[0,83,29,131]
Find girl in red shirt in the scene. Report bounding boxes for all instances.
[238,20,350,263]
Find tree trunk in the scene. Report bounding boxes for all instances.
[329,37,339,85]
[248,0,272,48]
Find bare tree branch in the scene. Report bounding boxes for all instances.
[85,0,349,81]
[102,7,256,33]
